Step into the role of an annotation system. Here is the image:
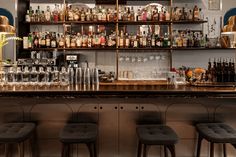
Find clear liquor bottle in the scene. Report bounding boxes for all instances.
[15,67,22,84]
[22,66,30,85]
[38,66,46,86]
[30,66,38,85]
[52,66,59,85]
[6,67,16,85]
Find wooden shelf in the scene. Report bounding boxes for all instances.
[172,47,234,50]
[23,47,233,51]
[25,21,64,25]
[118,48,171,51]
[65,21,116,25]
[118,21,172,25]
[172,20,207,24]
[23,48,117,51]
[25,20,207,26]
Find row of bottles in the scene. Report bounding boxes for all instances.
[23,31,117,49]
[67,5,117,22]
[0,66,99,86]
[172,30,209,48]
[172,6,204,21]
[25,5,65,22]
[206,58,235,83]
[23,30,172,49]
[26,4,204,23]
[118,6,170,22]
[118,30,171,48]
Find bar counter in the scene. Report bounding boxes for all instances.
[0,84,236,97]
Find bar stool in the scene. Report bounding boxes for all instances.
[196,123,236,157]
[59,123,98,157]
[0,123,36,157]
[136,124,179,157]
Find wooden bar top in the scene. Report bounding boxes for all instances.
[0,83,236,97]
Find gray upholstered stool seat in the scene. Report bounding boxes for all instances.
[196,123,236,143]
[0,123,35,143]
[137,125,178,145]
[0,123,36,157]
[137,125,178,157]
[60,123,98,157]
[60,123,97,143]
[196,123,236,157]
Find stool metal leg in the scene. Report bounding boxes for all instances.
[86,143,93,157]
[167,145,175,157]
[18,142,24,157]
[164,146,168,157]
[223,144,227,157]
[93,142,97,157]
[143,144,147,157]
[210,142,214,157]
[196,135,203,157]
[137,141,142,157]
[4,144,9,157]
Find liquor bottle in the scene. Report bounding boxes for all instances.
[82,34,88,48]
[165,10,170,21]
[188,9,193,20]
[51,32,57,48]
[199,8,204,20]
[58,34,65,48]
[22,66,30,83]
[78,9,83,21]
[25,10,31,22]
[45,6,51,22]
[159,8,165,21]
[40,33,46,48]
[125,33,130,48]
[137,7,142,21]
[53,4,59,22]
[70,35,76,48]
[33,32,39,48]
[133,35,138,48]
[45,32,51,48]
[86,9,92,21]
[16,67,22,83]
[193,5,199,21]
[97,6,102,21]
[65,34,70,48]
[59,5,65,21]
[100,33,106,48]
[28,33,33,49]
[152,10,159,21]
[38,66,46,85]
[142,8,147,21]
[87,34,92,48]
[52,66,59,84]
[23,37,29,49]
[67,5,74,21]
[119,30,124,48]
[142,31,147,48]
[101,8,107,21]
[76,33,82,48]
[46,67,52,85]
[30,66,38,84]
[146,6,152,21]
[163,33,170,47]
[151,34,156,47]
[130,7,135,21]
[6,67,15,84]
